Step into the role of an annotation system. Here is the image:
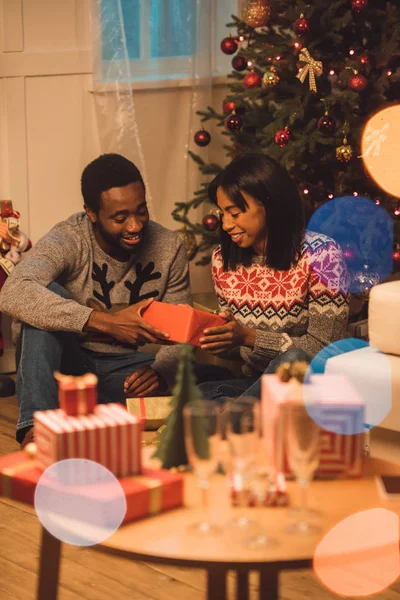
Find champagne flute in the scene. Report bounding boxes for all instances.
[183,400,222,536]
[285,401,321,534]
[223,398,260,532]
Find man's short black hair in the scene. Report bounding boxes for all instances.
[81,153,144,213]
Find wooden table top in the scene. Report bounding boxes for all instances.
[100,457,400,569]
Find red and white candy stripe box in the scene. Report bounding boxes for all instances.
[34,404,141,478]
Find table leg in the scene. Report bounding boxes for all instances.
[237,571,249,600]
[259,566,278,600]
[207,566,227,600]
[37,526,61,600]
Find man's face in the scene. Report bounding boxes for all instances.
[86,181,149,257]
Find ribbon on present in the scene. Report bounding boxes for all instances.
[296,48,323,93]
[131,476,162,515]
[362,123,390,158]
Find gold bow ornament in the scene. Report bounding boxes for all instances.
[296,48,323,93]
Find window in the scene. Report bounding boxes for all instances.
[101,0,239,83]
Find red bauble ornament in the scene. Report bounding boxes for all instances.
[351,0,368,12]
[220,36,238,55]
[223,100,236,114]
[232,55,247,71]
[393,246,400,269]
[348,72,368,91]
[202,214,219,232]
[317,114,336,134]
[294,16,310,36]
[275,128,291,147]
[194,129,211,147]
[243,71,262,88]
[225,113,243,132]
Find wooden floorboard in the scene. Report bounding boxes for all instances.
[1,386,399,599]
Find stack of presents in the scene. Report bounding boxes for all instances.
[0,301,366,525]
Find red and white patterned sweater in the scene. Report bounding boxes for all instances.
[212,231,350,374]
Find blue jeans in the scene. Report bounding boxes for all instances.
[198,347,311,403]
[15,283,233,442]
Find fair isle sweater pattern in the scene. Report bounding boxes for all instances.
[211,231,350,374]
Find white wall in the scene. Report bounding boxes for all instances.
[0,0,230,371]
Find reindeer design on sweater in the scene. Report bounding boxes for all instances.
[91,261,162,311]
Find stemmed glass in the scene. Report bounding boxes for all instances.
[285,400,321,534]
[183,400,222,536]
[223,398,260,532]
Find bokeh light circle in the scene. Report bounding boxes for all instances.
[361,104,400,198]
[307,196,393,293]
[314,508,400,597]
[303,339,391,434]
[34,459,127,546]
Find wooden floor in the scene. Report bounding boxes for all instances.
[1,394,400,600]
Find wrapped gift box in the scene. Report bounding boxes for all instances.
[34,403,141,477]
[54,372,97,416]
[261,374,365,479]
[141,301,226,347]
[126,396,173,430]
[0,452,183,524]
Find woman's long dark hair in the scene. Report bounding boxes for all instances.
[208,154,305,271]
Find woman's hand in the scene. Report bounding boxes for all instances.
[199,311,256,355]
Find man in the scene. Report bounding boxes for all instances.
[0,154,230,447]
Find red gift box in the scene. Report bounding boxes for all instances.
[54,372,97,416]
[0,452,183,525]
[261,374,365,479]
[34,403,141,477]
[141,301,227,347]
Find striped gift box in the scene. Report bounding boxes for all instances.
[34,404,141,477]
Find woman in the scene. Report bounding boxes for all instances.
[198,153,350,402]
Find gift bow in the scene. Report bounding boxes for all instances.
[362,123,390,158]
[0,209,20,219]
[296,48,323,93]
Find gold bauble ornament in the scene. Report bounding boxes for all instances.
[262,69,280,87]
[177,228,197,260]
[242,0,271,28]
[336,142,353,163]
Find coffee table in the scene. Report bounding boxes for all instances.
[92,457,400,600]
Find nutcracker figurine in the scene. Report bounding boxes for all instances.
[0,200,31,396]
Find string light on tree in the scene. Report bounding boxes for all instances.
[293,41,302,51]
[360,54,369,64]
[328,193,334,199]
[349,49,356,56]
[193,129,211,147]
[303,188,309,194]
[275,127,292,147]
[353,192,359,196]
[351,0,368,12]
[220,34,238,55]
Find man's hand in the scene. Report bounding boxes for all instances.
[199,311,256,355]
[84,297,170,347]
[124,365,167,396]
[0,221,20,246]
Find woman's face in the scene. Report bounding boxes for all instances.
[216,186,267,255]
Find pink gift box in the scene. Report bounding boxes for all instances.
[261,374,365,479]
[34,403,141,478]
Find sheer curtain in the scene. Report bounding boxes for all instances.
[89,0,215,223]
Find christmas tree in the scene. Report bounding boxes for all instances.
[152,344,201,469]
[172,0,400,273]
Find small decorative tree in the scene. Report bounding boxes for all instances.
[152,344,201,469]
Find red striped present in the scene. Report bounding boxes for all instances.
[34,404,141,477]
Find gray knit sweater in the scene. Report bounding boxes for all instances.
[0,212,191,384]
